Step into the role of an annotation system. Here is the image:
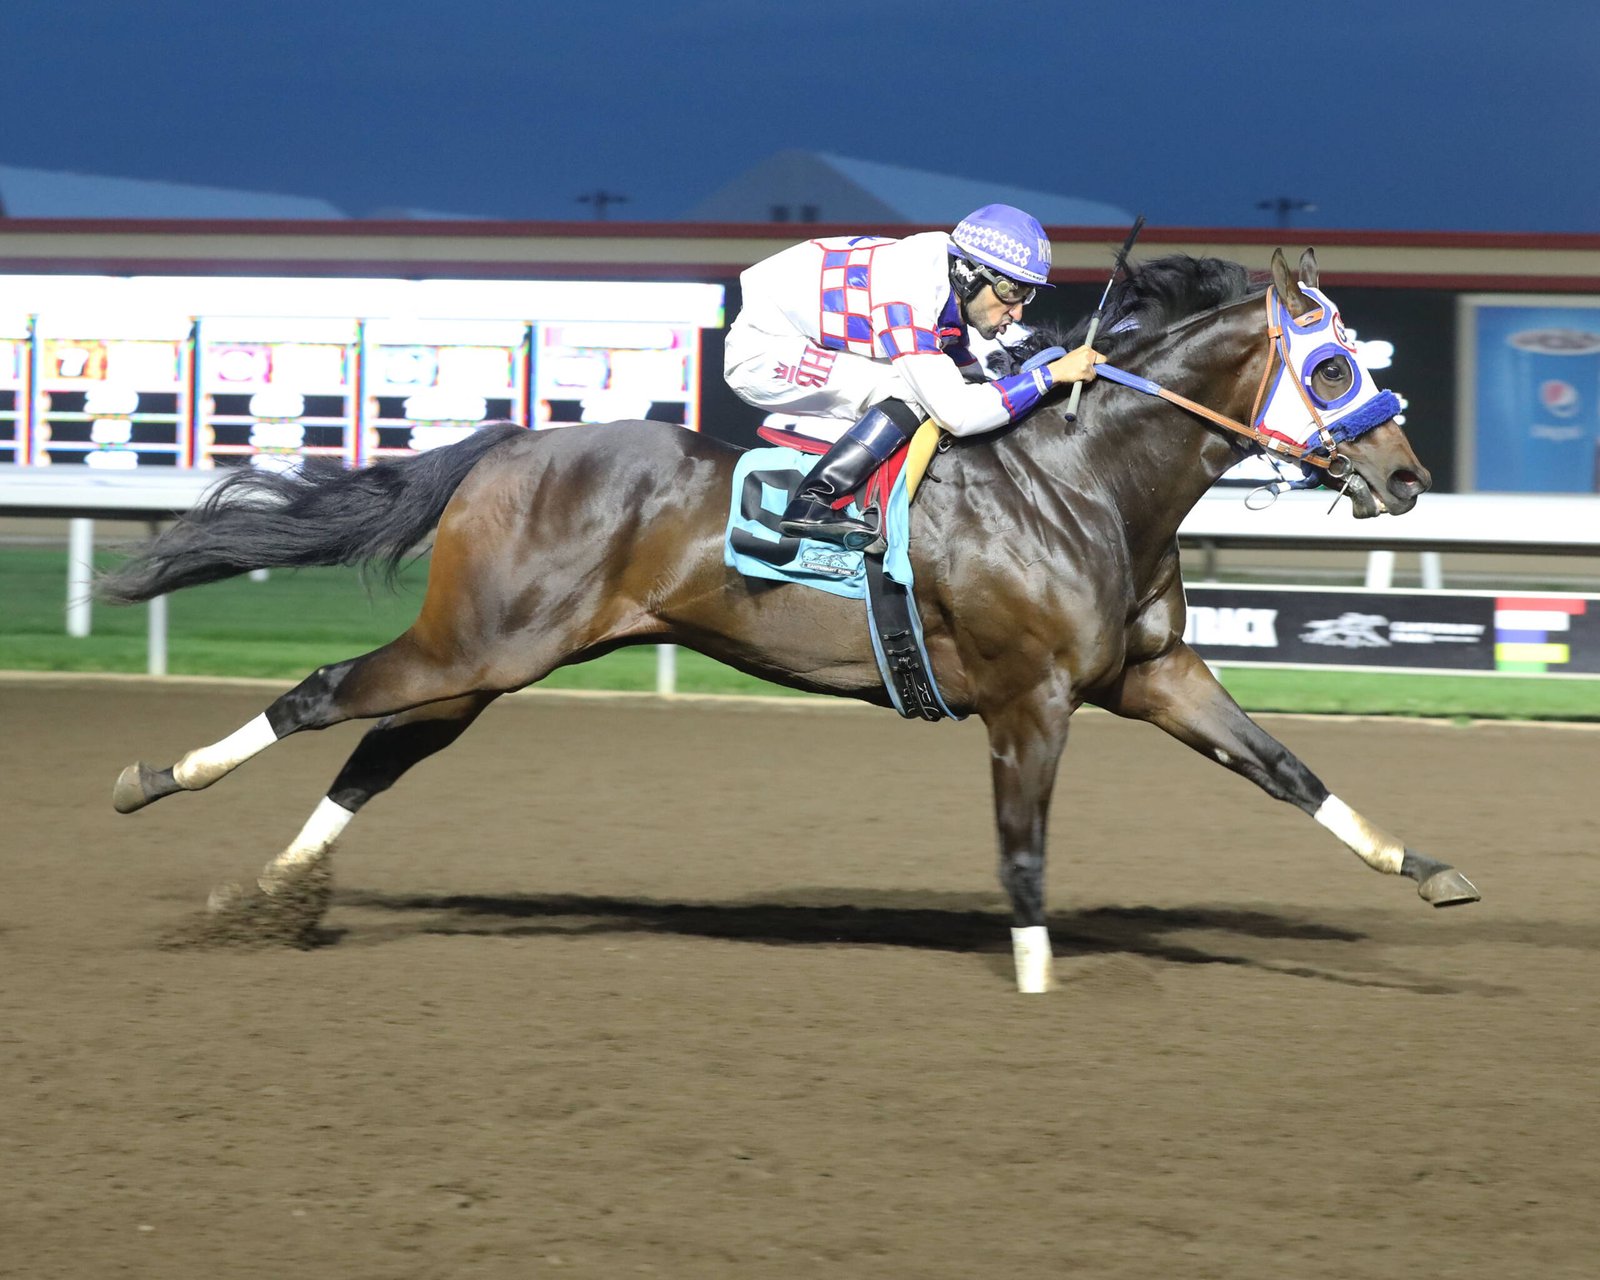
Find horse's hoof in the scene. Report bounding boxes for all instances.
[159,876,328,951]
[112,762,181,814]
[1418,868,1481,908]
[202,872,328,945]
[207,881,247,914]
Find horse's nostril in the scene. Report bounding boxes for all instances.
[1389,468,1426,499]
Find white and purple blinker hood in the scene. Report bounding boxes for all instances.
[1256,283,1404,453]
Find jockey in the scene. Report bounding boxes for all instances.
[724,203,1104,547]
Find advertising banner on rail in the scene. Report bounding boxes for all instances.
[1184,585,1600,677]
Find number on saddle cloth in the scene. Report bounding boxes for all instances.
[724,420,941,595]
[729,465,811,571]
[725,454,870,597]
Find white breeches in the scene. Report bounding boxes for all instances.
[724,319,924,425]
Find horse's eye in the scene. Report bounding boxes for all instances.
[1316,357,1349,383]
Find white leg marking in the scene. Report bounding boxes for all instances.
[1012,925,1056,994]
[1314,794,1404,875]
[172,713,276,790]
[260,796,355,893]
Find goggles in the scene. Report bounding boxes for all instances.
[974,264,1037,307]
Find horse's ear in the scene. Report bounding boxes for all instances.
[1270,248,1315,316]
[1298,248,1320,289]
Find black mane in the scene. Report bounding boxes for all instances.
[1014,254,1258,367]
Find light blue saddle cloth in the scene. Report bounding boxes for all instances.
[723,446,962,722]
[723,446,914,600]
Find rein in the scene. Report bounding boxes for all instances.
[1092,362,1346,475]
[1089,287,1399,483]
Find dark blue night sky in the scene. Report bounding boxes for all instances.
[9,0,1598,231]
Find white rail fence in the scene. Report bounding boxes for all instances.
[3,466,1599,682]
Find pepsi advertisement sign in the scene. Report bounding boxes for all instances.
[1462,297,1600,493]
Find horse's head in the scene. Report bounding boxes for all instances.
[1013,251,1433,520]
[1269,249,1432,517]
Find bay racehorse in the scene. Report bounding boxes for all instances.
[102,248,1479,992]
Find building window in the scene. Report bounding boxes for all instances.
[769,205,790,223]
[800,204,819,222]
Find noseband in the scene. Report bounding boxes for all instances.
[1091,286,1402,484]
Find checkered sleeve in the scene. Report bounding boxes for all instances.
[871,301,944,361]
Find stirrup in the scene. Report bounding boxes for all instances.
[778,502,880,550]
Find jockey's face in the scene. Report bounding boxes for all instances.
[964,283,1027,341]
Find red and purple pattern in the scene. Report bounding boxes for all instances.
[817,243,881,356]
[815,239,943,361]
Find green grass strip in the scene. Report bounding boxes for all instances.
[2,547,1596,719]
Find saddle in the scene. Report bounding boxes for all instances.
[755,419,946,526]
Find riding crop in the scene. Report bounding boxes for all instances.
[1064,214,1145,424]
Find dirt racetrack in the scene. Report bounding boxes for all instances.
[4,677,1598,1279]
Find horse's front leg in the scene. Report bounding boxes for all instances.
[984,678,1075,994]
[1091,642,1479,906]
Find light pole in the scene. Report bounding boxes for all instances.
[1257,196,1317,229]
[577,190,630,220]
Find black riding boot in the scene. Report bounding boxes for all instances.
[778,402,918,549]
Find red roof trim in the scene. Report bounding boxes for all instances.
[1,255,1595,293]
[1,217,1598,251]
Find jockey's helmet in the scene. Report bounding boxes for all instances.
[949,204,1054,290]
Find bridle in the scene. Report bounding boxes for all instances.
[1091,285,1403,486]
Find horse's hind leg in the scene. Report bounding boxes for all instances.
[113,627,497,814]
[1091,642,1480,906]
[113,454,662,817]
[113,707,280,813]
[255,691,498,895]
[112,468,635,815]
[200,690,497,938]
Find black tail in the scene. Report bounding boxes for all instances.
[97,422,527,604]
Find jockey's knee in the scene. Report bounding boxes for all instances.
[869,398,924,437]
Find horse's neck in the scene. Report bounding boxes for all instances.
[1034,305,1264,557]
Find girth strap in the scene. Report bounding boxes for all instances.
[863,545,959,722]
